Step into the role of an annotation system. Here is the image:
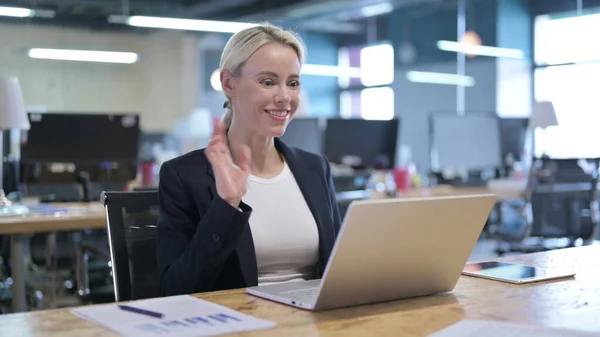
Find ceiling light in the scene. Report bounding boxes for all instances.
[108,15,258,33]
[0,6,32,17]
[28,48,139,64]
[437,40,525,59]
[360,2,393,18]
[406,71,475,87]
[0,6,55,18]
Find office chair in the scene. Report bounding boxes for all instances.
[495,158,599,254]
[101,190,160,302]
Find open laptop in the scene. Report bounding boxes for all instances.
[246,194,496,311]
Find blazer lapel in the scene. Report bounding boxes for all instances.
[206,163,258,286]
[275,139,336,276]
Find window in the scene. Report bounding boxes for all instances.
[535,63,600,127]
[535,13,600,66]
[337,45,364,89]
[534,12,600,158]
[360,87,394,120]
[534,63,600,158]
[340,87,395,120]
[360,44,394,87]
[338,42,395,120]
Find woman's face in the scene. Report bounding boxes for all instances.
[223,43,301,137]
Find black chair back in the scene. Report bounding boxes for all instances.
[530,158,599,240]
[101,190,160,302]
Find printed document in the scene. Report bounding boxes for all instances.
[71,295,276,337]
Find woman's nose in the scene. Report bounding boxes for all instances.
[275,86,291,103]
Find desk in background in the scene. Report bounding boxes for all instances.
[337,184,524,202]
[395,184,523,201]
[1,245,598,336]
[336,183,524,221]
[0,203,106,313]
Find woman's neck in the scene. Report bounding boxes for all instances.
[228,122,283,178]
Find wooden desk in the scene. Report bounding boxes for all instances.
[2,245,598,336]
[0,203,106,235]
[0,203,106,313]
[395,185,523,201]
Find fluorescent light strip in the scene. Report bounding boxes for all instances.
[406,71,475,87]
[437,40,525,59]
[301,64,361,78]
[28,48,139,64]
[108,15,258,33]
[360,2,393,17]
[0,6,32,17]
[0,6,55,18]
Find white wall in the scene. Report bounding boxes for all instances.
[393,58,498,171]
[0,22,200,132]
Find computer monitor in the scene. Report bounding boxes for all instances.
[499,118,528,162]
[429,113,502,171]
[21,112,140,164]
[139,132,166,161]
[323,118,399,170]
[279,118,324,154]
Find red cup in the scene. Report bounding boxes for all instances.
[392,167,412,191]
[140,161,156,187]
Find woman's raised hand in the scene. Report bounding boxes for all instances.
[205,121,251,208]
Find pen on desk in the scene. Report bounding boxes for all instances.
[117,305,164,319]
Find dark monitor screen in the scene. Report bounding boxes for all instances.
[21,113,140,163]
[323,118,399,169]
[499,118,528,161]
[279,118,324,155]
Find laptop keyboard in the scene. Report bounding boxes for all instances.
[279,287,320,303]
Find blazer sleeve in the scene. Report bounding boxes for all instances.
[323,156,342,235]
[156,160,251,296]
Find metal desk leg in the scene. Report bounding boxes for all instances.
[10,234,27,312]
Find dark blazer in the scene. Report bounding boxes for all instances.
[156,138,342,296]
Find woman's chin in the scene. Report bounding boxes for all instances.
[263,124,287,138]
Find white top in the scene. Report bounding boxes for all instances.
[242,161,320,285]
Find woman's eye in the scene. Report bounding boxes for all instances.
[289,80,300,87]
[261,79,274,86]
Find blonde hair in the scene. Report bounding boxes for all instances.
[220,22,306,128]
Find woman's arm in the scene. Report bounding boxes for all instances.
[156,160,251,296]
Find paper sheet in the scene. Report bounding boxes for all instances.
[71,295,277,337]
[429,319,600,337]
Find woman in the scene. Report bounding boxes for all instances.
[157,23,341,296]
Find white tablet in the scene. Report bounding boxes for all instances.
[462,261,576,284]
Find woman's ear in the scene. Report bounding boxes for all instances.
[220,71,235,98]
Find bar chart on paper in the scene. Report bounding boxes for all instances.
[71,295,277,337]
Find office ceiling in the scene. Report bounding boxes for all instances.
[0,0,440,34]
[4,0,596,35]
[2,0,315,21]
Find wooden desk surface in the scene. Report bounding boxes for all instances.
[0,203,106,235]
[1,245,598,336]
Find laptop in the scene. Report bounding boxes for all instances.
[246,194,496,311]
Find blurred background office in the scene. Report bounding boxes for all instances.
[0,0,598,314]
